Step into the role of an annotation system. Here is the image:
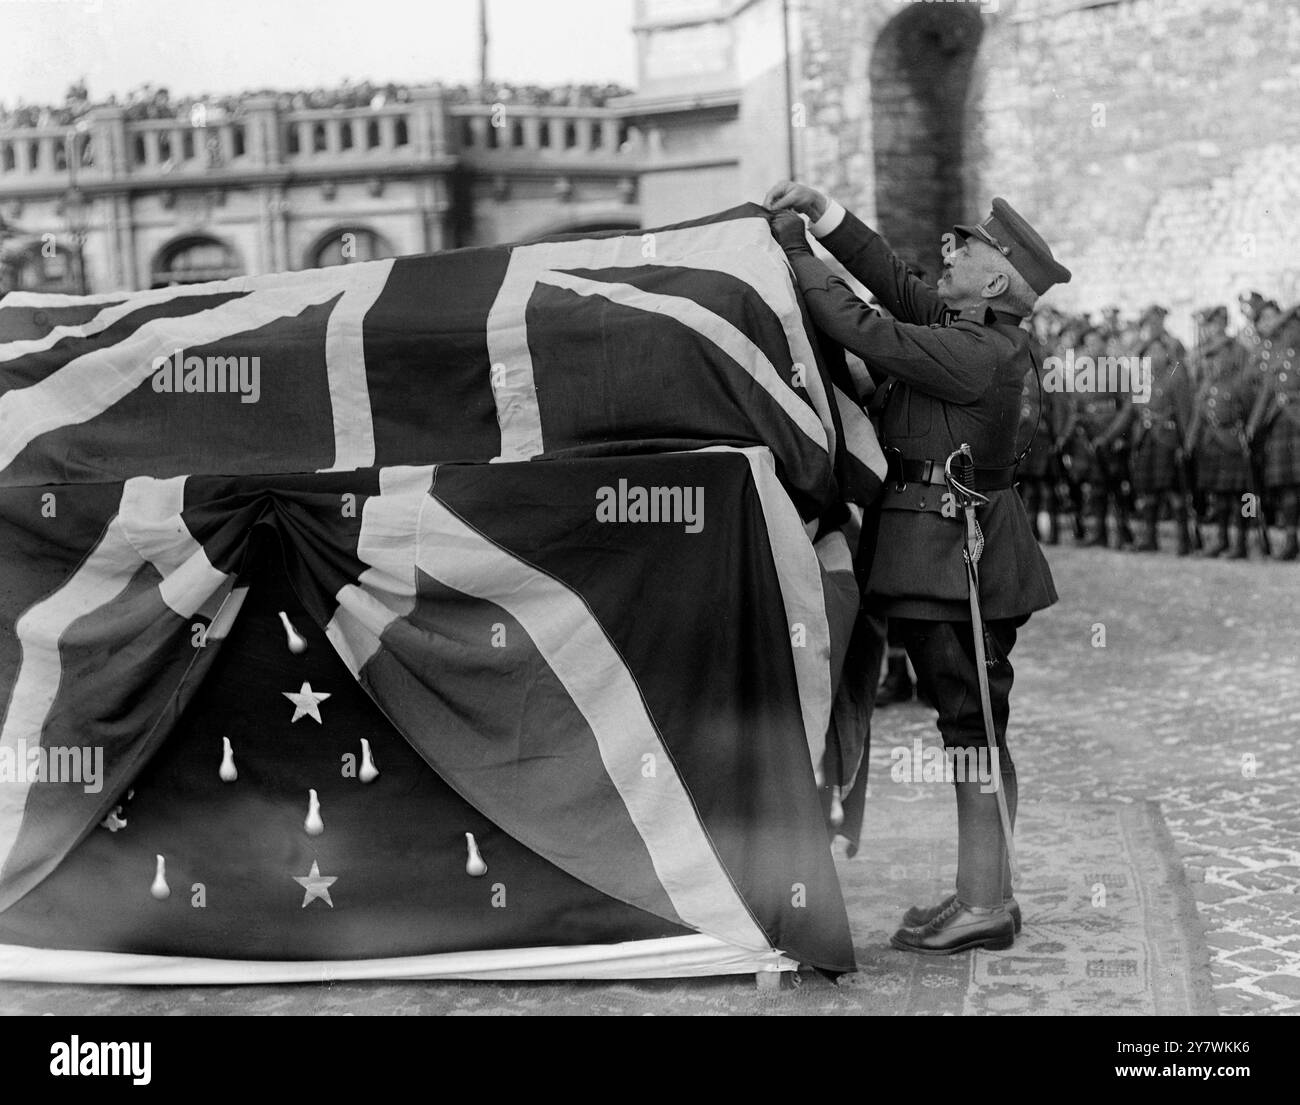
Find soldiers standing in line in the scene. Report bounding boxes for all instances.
[1186,306,1257,558]
[1246,304,1300,560]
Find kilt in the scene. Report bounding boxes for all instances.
[1061,435,1109,484]
[1130,427,1180,494]
[1263,408,1300,488]
[1197,426,1251,492]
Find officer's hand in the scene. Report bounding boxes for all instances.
[763,180,829,221]
[771,211,811,252]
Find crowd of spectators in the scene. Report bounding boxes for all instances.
[0,77,633,130]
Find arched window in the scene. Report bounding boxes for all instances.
[152,235,243,287]
[394,118,408,146]
[309,227,395,268]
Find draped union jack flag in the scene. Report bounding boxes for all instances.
[0,206,882,981]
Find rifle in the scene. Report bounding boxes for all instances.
[1176,446,1203,552]
[1240,427,1273,557]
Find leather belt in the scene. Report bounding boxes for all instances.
[885,451,1018,492]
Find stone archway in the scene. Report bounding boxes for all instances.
[151,234,243,288]
[870,4,983,282]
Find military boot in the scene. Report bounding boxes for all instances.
[1278,531,1299,561]
[1227,525,1249,560]
[1132,504,1159,552]
[1203,520,1229,558]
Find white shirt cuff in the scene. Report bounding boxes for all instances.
[809,199,846,238]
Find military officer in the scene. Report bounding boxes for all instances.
[764,180,1069,954]
[1187,306,1256,558]
[1246,304,1300,560]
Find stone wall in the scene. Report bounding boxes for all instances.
[795,0,1300,338]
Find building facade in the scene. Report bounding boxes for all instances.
[4,0,1299,340]
[0,90,643,295]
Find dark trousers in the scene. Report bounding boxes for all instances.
[892,615,1027,907]
[891,617,1022,761]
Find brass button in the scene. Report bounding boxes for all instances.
[917,496,927,509]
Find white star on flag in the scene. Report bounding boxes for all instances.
[293,860,337,908]
[282,681,331,724]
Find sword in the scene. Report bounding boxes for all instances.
[944,444,1018,882]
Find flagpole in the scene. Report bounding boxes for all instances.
[478,0,489,94]
[781,0,796,179]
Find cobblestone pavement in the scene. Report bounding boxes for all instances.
[879,532,1300,1015]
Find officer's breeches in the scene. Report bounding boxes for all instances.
[891,617,1020,763]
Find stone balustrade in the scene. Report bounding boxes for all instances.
[0,90,638,187]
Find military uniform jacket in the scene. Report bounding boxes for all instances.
[784,209,1057,621]
[1107,340,1192,451]
[1246,316,1300,439]
[1188,337,1253,452]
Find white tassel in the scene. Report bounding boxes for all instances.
[464,832,487,877]
[305,788,324,836]
[219,736,237,782]
[828,785,845,829]
[359,738,379,783]
[150,854,170,900]
[278,610,308,654]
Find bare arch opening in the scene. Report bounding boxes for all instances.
[870,4,983,281]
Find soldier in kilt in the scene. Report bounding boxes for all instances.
[1247,305,1300,560]
[1060,327,1126,547]
[1187,306,1256,558]
[1107,334,1193,552]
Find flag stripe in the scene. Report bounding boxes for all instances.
[319,260,393,472]
[0,277,367,475]
[0,934,794,983]
[0,517,144,885]
[119,477,229,619]
[537,270,828,451]
[324,465,432,676]
[415,492,770,952]
[703,446,833,780]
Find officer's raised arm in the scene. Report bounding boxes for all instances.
[765,181,944,326]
